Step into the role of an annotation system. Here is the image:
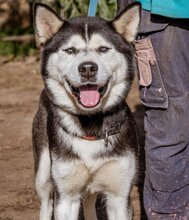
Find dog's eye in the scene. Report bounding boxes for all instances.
[97,46,111,53]
[63,47,78,55]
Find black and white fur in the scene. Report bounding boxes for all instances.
[33,3,140,220]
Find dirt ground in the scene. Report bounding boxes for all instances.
[0,57,146,220]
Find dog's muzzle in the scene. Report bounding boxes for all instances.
[64,61,109,108]
[66,80,109,108]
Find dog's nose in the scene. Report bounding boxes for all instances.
[78,62,98,82]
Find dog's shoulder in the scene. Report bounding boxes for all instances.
[32,89,50,149]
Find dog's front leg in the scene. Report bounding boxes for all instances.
[54,195,81,220]
[35,148,53,220]
[106,194,132,220]
[52,160,90,220]
[95,155,136,220]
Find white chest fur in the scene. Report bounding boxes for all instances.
[52,111,136,197]
[52,143,136,197]
[58,124,113,170]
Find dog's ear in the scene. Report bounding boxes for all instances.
[34,3,63,45]
[113,3,141,42]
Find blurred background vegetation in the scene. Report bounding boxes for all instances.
[0,0,117,58]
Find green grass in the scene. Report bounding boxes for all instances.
[0,27,37,57]
[0,41,37,57]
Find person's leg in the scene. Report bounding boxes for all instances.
[144,98,189,219]
[116,1,189,218]
[137,20,189,219]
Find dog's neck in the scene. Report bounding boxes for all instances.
[55,101,129,147]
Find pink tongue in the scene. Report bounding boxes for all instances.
[79,85,100,107]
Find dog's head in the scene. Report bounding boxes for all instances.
[34,3,140,115]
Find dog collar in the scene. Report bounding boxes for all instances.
[62,121,123,148]
[81,135,98,140]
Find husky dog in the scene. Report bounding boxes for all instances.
[33,2,140,220]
